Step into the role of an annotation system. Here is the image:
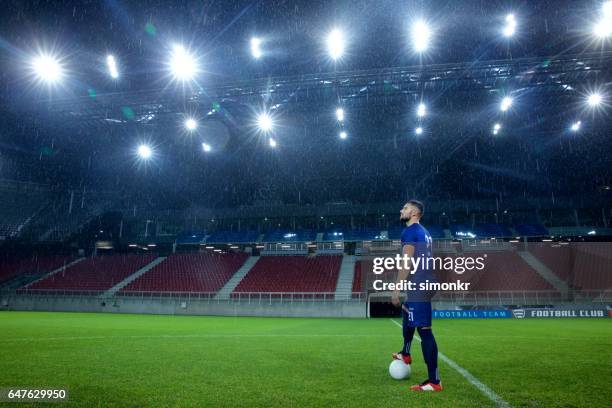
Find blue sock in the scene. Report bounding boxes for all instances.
[402,309,415,356]
[418,327,439,384]
[402,325,415,355]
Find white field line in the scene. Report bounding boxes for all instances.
[390,319,511,408]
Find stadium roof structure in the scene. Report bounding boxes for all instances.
[32,52,611,130]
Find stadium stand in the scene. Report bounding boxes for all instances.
[232,255,342,295]
[436,252,555,291]
[206,230,260,243]
[449,224,476,238]
[474,223,513,238]
[26,254,156,293]
[342,228,382,241]
[571,243,612,292]
[387,225,446,240]
[528,243,572,281]
[322,230,347,241]
[262,229,316,242]
[0,191,45,240]
[120,252,249,294]
[352,261,362,297]
[176,230,206,244]
[515,223,549,237]
[0,255,74,284]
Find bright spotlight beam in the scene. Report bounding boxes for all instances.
[339,131,347,139]
[503,14,517,37]
[31,54,63,84]
[202,142,211,152]
[500,96,513,111]
[257,113,273,132]
[268,137,277,148]
[570,121,582,132]
[415,127,423,135]
[250,37,262,59]
[169,44,198,81]
[412,21,431,52]
[138,145,152,159]
[327,29,345,60]
[336,108,344,122]
[493,123,502,135]
[106,55,119,79]
[417,103,426,117]
[185,118,197,131]
[587,93,602,106]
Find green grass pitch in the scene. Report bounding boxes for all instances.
[0,311,610,407]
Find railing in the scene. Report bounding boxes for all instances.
[5,289,609,305]
[436,290,612,305]
[4,289,366,303]
[367,289,612,305]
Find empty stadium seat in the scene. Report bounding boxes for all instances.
[233,255,342,294]
[26,254,155,293]
[120,252,248,294]
[0,255,74,284]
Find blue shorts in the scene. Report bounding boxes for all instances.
[403,301,433,328]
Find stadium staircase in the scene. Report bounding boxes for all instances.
[214,256,260,300]
[334,255,357,300]
[24,257,86,288]
[517,251,569,296]
[101,257,167,298]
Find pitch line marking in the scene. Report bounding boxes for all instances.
[390,319,511,408]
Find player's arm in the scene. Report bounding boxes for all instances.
[391,243,415,307]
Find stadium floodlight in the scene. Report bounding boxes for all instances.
[417,103,426,117]
[336,108,345,122]
[31,54,63,84]
[493,123,502,135]
[503,14,517,37]
[587,92,602,106]
[412,20,431,52]
[268,137,277,148]
[250,37,262,59]
[257,113,273,132]
[106,55,119,79]
[169,44,198,81]
[327,29,345,60]
[202,142,211,152]
[500,96,513,111]
[570,121,582,132]
[593,2,612,38]
[339,131,347,139]
[415,127,423,135]
[593,20,612,38]
[185,118,197,131]
[137,144,152,159]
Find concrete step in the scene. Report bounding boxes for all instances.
[215,256,260,300]
[335,255,356,300]
[23,257,86,288]
[518,251,569,296]
[101,257,167,298]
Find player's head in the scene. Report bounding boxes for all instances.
[400,200,424,222]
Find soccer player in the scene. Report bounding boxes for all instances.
[391,200,442,391]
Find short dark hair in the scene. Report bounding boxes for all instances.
[407,199,424,217]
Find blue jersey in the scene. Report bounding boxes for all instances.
[401,223,436,324]
[400,223,435,285]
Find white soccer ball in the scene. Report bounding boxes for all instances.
[389,359,411,380]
